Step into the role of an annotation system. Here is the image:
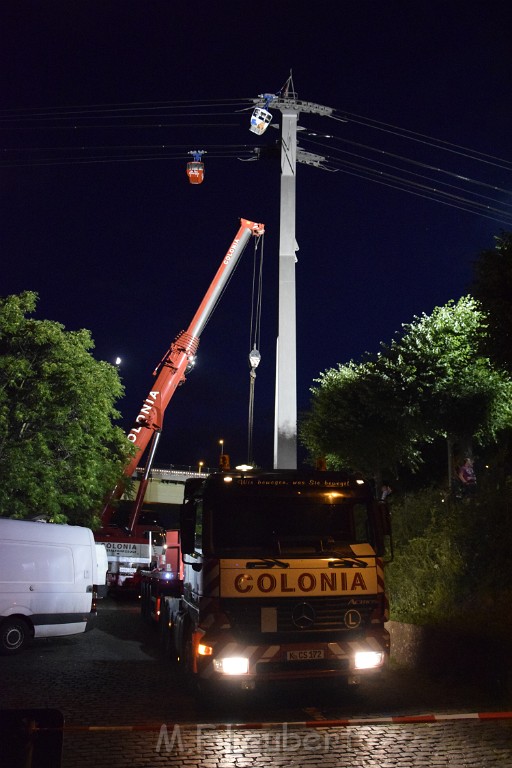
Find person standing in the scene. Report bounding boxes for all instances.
[458,457,477,496]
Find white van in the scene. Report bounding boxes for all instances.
[0,519,107,654]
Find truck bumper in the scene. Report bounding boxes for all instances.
[195,628,390,686]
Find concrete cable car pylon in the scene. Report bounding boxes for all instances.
[251,74,333,469]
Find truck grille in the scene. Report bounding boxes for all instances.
[223,596,378,638]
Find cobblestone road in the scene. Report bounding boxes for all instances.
[2,598,511,767]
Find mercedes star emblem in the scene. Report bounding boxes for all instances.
[292,602,316,629]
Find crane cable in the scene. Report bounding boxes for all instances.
[247,234,264,464]
[249,234,264,354]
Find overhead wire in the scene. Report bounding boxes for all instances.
[1,93,510,168]
[330,110,512,171]
[298,132,512,226]
[329,165,512,227]
[0,149,257,169]
[301,136,512,209]
[0,97,252,118]
[1,95,510,226]
[304,135,512,196]
[0,123,241,131]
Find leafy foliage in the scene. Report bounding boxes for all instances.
[300,360,427,478]
[0,292,134,526]
[381,296,512,447]
[387,486,512,634]
[300,296,512,482]
[386,491,466,624]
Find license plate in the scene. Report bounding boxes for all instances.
[286,649,325,661]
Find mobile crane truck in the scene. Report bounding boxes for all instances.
[95,218,265,591]
[143,468,392,690]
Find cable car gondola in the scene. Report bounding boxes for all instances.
[186,150,206,184]
[249,107,273,136]
[249,94,275,136]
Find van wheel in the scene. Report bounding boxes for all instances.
[0,618,29,655]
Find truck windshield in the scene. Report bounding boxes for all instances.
[205,481,372,555]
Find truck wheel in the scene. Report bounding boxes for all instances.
[174,623,203,694]
[140,583,149,621]
[182,636,206,700]
[158,602,166,643]
[164,608,177,661]
[140,583,145,617]
[0,617,30,655]
[176,624,194,681]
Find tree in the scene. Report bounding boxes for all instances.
[471,231,512,372]
[384,297,512,435]
[300,359,429,483]
[300,297,512,487]
[0,292,134,526]
[382,297,512,485]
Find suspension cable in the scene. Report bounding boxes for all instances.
[249,234,264,353]
[247,235,265,464]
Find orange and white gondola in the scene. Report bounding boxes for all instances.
[186,150,206,184]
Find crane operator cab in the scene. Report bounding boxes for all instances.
[186,150,206,184]
[249,94,275,136]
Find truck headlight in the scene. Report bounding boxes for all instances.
[213,657,249,675]
[354,651,383,670]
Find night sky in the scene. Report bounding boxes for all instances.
[2,1,512,471]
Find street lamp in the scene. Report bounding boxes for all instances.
[198,461,204,474]
[219,439,224,458]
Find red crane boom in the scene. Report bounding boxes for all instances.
[101,218,264,534]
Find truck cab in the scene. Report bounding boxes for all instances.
[163,470,392,690]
